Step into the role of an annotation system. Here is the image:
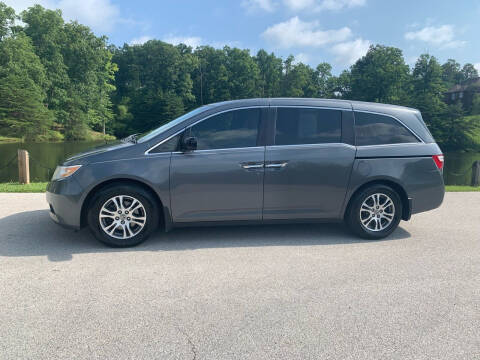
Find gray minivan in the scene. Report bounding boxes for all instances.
[46,98,445,247]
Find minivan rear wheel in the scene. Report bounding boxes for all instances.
[87,185,159,247]
[346,185,402,239]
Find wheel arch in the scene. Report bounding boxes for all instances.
[80,178,171,230]
[344,179,411,221]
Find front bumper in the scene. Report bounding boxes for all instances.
[46,178,84,230]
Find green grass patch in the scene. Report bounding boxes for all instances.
[86,130,116,141]
[0,182,48,193]
[445,185,480,192]
[0,182,478,193]
[0,136,22,143]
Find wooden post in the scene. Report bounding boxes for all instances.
[471,161,480,187]
[18,149,30,184]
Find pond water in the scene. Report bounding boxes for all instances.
[0,141,479,185]
[0,141,106,182]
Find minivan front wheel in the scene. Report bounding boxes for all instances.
[88,185,159,247]
[346,185,402,239]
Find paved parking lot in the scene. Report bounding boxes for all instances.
[0,193,479,359]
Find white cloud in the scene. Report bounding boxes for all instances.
[163,35,203,48]
[283,0,366,12]
[330,38,370,65]
[4,0,121,32]
[3,0,53,13]
[293,53,310,64]
[283,0,314,11]
[242,0,276,12]
[58,0,120,32]
[405,25,466,49]
[129,36,152,45]
[262,16,351,49]
[406,56,419,66]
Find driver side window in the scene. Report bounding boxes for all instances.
[188,108,262,150]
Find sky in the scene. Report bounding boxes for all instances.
[6,0,480,74]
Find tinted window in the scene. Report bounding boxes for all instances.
[189,108,261,150]
[275,108,341,145]
[355,112,419,146]
[149,134,181,153]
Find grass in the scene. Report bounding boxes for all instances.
[0,182,48,192]
[86,130,116,141]
[0,136,22,143]
[0,182,479,193]
[0,131,116,144]
[445,185,480,192]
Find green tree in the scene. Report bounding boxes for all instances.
[441,59,462,88]
[21,5,70,127]
[331,70,352,98]
[442,102,479,150]
[281,55,318,97]
[349,45,411,104]
[471,94,480,116]
[460,63,479,81]
[255,49,282,97]
[0,2,15,40]
[224,47,261,99]
[112,40,196,135]
[193,46,230,105]
[21,5,116,139]
[62,21,117,138]
[0,33,53,140]
[412,54,447,143]
[314,62,335,98]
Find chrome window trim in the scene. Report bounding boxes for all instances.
[266,143,356,150]
[355,142,423,149]
[353,110,425,144]
[145,106,267,155]
[144,130,184,155]
[145,105,424,154]
[171,146,265,156]
[272,105,352,111]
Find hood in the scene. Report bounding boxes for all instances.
[63,142,134,165]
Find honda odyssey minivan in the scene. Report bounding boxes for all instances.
[46,98,445,247]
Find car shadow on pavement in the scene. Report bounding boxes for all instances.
[0,210,411,262]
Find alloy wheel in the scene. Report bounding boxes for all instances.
[359,193,395,232]
[99,195,147,239]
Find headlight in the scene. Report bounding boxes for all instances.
[51,165,82,181]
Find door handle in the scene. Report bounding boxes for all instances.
[265,162,288,169]
[240,162,264,170]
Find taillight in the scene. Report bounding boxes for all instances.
[432,154,444,170]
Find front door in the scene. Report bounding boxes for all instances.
[170,107,267,223]
[263,107,356,220]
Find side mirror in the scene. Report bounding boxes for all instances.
[181,136,197,152]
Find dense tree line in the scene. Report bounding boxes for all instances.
[0,2,479,150]
[0,2,115,140]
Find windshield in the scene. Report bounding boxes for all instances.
[137,106,211,143]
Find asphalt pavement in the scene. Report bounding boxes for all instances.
[0,193,479,359]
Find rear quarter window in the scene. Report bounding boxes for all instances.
[354,112,420,146]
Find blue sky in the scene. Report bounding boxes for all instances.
[7,0,480,74]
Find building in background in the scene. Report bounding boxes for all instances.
[445,77,480,109]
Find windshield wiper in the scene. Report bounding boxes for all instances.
[121,133,138,144]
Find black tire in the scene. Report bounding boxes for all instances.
[346,185,402,240]
[87,184,159,247]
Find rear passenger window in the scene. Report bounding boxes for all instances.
[355,112,419,146]
[275,108,341,145]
